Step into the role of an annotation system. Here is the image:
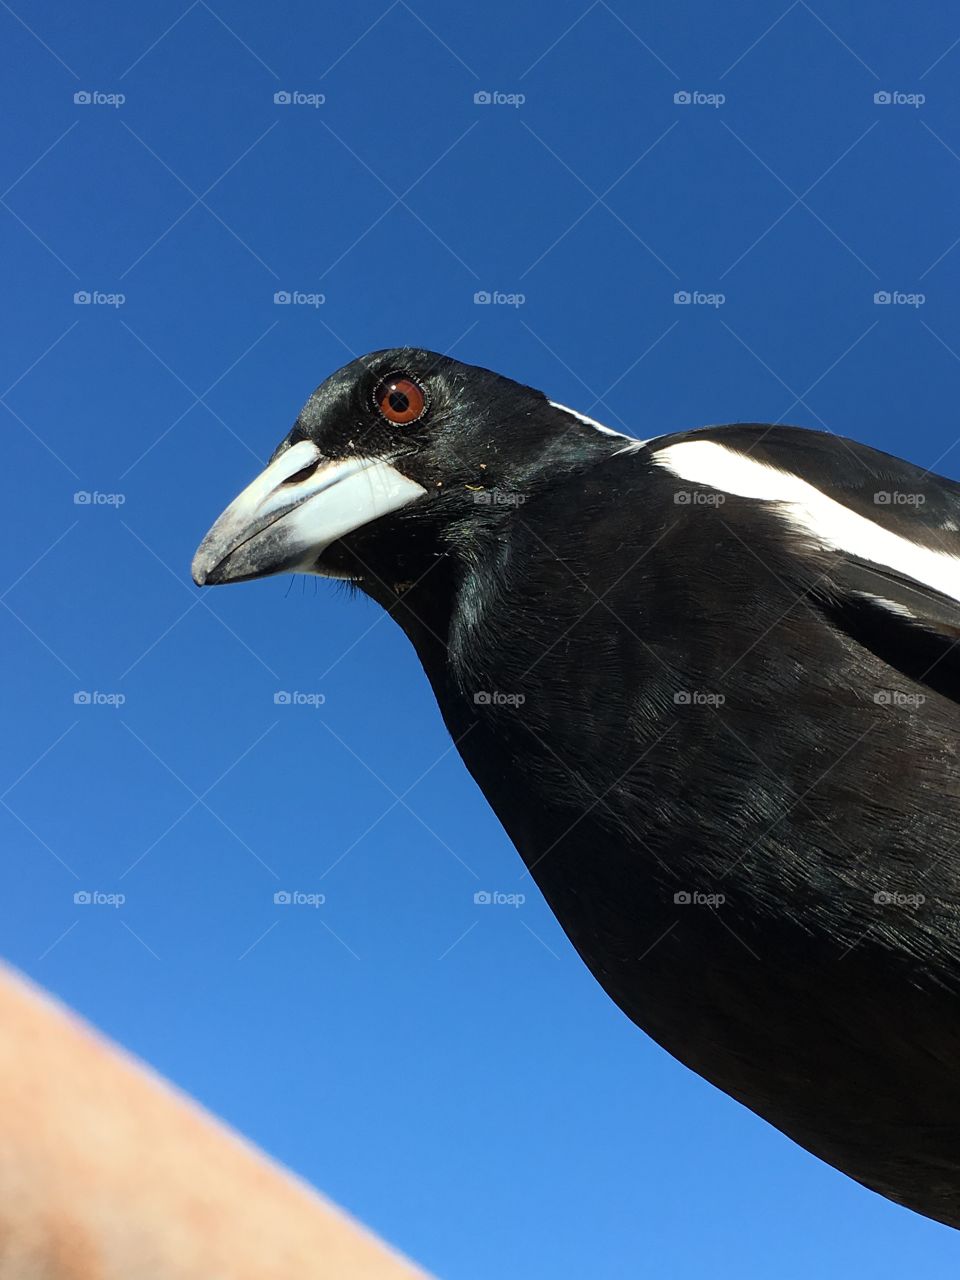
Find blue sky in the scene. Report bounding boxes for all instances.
[3,0,960,1274]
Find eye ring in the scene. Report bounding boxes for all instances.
[373,373,428,425]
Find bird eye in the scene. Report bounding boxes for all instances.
[374,374,427,425]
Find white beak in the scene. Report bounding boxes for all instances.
[191,440,426,585]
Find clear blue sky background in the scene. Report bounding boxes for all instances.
[3,1,960,1275]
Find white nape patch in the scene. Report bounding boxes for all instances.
[549,401,645,451]
[653,439,960,605]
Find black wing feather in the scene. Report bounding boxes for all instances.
[663,424,960,704]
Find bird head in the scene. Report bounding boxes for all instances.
[191,347,627,594]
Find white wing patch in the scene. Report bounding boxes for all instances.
[549,401,645,449]
[864,596,916,620]
[653,439,960,605]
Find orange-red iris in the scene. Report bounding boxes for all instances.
[375,375,426,424]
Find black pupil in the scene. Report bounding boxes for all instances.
[388,388,410,413]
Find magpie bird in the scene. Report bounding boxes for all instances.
[193,349,960,1229]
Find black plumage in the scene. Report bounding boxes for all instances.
[192,349,960,1228]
